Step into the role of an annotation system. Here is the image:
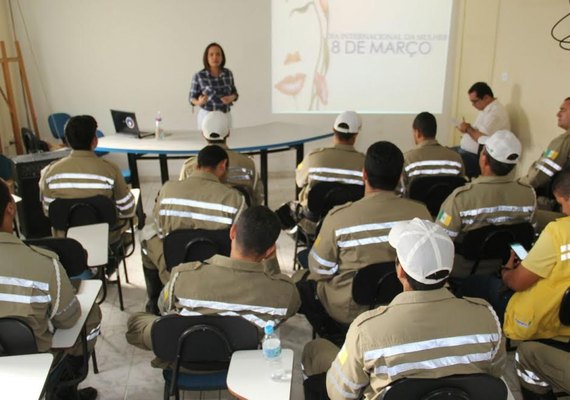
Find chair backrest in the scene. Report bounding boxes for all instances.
[307,182,365,220]
[21,127,48,154]
[231,184,252,207]
[456,222,535,275]
[163,228,231,271]
[24,237,88,278]
[0,318,38,356]
[408,176,467,217]
[381,374,508,400]
[151,314,259,371]
[47,113,71,141]
[48,195,117,232]
[0,154,12,180]
[560,286,570,326]
[352,262,403,309]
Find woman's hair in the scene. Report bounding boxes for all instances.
[202,42,226,70]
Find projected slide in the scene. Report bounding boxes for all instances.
[272,0,453,114]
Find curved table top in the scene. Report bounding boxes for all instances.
[96,122,332,155]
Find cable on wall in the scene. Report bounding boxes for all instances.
[551,0,570,50]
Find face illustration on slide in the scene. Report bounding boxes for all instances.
[273,0,328,111]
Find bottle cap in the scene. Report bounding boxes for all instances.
[264,321,275,335]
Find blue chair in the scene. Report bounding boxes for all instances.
[0,154,12,180]
[94,130,131,184]
[47,113,71,142]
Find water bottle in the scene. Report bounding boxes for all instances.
[155,111,163,140]
[262,321,285,381]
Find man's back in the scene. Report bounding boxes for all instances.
[161,254,300,329]
[0,232,80,352]
[40,150,135,217]
[309,192,431,323]
[296,144,365,207]
[326,288,505,399]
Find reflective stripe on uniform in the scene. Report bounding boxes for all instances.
[309,250,338,274]
[309,175,364,186]
[326,370,361,399]
[0,293,51,304]
[560,244,570,261]
[309,167,363,177]
[335,222,400,248]
[159,210,233,225]
[535,164,555,177]
[459,205,534,217]
[335,222,397,236]
[0,276,49,291]
[161,198,238,214]
[46,173,114,185]
[515,352,550,387]
[177,298,287,316]
[408,168,461,177]
[540,157,562,172]
[48,183,113,190]
[405,160,463,171]
[337,235,389,248]
[331,360,367,391]
[87,323,101,341]
[441,228,458,238]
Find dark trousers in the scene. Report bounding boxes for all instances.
[304,373,330,400]
[456,275,514,325]
[453,146,481,178]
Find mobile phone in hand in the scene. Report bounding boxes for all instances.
[510,242,528,260]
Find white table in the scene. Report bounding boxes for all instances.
[226,349,294,400]
[0,353,53,399]
[96,122,333,204]
[52,280,102,349]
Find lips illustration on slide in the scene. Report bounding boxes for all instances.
[274,73,306,96]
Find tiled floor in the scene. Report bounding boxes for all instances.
[78,170,562,400]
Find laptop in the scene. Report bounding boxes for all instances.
[110,110,155,138]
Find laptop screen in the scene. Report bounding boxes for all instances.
[110,110,141,135]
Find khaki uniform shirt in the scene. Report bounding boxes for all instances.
[159,254,301,330]
[308,191,431,324]
[0,233,80,352]
[178,143,264,206]
[296,144,365,207]
[401,139,465,195]
[143,170,246,282]
[326,288,506,400]
[39,150,136,218]
[522,130,570,190]
[436,175,536,277]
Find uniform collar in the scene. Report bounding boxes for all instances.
[472,174,514,184]
[0,232,24,245]
[207,254,263,273]
[189,170,220,182]
[365,190,398,201]
[416,139,440,148]
[70,150,97,158]
[333,143,356,151]
[390,287,456,306]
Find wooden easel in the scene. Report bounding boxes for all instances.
[0,40,39,155]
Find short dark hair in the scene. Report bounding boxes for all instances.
[468,82,494,99]
[234,206,281,257]
[407,273,448,291]
[364,141,404,191]
[333,131,354,142]
[197,145,229,169]
[0,178,12,221]
[413,112,437,138]
[202,42,226,70]
[565,97,570,102]
[552,167,570,197]
[483,148,515,176]
[65,115,97,150]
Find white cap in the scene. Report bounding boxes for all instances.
[201,111,230,141]
[478,130,521,164]
[333,111,361,134]
[388,218,454,285]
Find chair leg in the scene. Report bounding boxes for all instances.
[91,350,99,374]
[96,265,107,305]
[122,253,129,284]
[116,270,124,311]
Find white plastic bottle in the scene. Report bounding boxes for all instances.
[262,321,285,381]
[155,111,163,140]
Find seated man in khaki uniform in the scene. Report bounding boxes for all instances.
[0,178,102,400]
[436,130,536,277]
[39,115,136,237]
[140,145,246,314]
[516,341,570,400]
[400,111,464,195]
[179,111,264,206]
[126,206,301,351]
[302,219,506,400]
[277,111,365,230]
[297,141,431,336]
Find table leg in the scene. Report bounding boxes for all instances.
[260,150,268,206]
[127,153,140,188]
[159,154,169,184]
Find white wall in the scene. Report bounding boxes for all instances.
[9,0,459,174]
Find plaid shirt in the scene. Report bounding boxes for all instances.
[189,68,238,112]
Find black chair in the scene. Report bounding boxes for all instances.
[151,314,259,400]
[0,318,38,356]
[408,176,466,217]
[163,228,231,271]
[455,222,535,276]
[24,237,92,279]
[21,127,49,154]
[560,286,570,326]
[294,182,365,269]
[48,195,134,310]
[352,262,403,309]
[381,374,508,400]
